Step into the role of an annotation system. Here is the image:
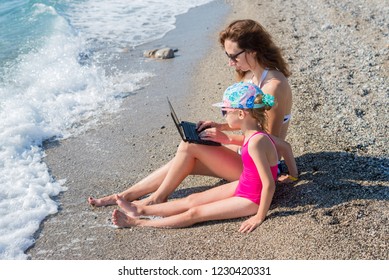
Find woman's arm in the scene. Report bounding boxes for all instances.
[268,135,298,179]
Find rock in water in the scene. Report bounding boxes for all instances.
[143,48,177,59]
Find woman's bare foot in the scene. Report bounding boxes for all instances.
[115,194,141,218]
[133,194,167,206]
[112,209,138,228]
[88,195,118,207]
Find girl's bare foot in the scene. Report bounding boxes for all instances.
[88,195,118,207]
[115,194,141,218]
[112,209,138,228]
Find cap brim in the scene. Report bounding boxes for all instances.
[212,102,226,107]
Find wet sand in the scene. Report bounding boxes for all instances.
[27,0,388,260]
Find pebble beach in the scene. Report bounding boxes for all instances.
[27,0,388,260]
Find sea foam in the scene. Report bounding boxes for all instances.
[0,0,212,260]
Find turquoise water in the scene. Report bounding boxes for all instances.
[0,0,213,260]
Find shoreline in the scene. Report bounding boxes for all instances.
[27,1,231,260]
[28,0,388,260]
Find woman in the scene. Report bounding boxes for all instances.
[88,19,293,207]
[218,19,292,140]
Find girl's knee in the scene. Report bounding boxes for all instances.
[186,207,202,221]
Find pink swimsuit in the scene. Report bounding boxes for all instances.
[234,132,278,205]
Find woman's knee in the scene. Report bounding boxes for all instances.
[177,141,190,153]
[177,141,200,155]
[184,193,202,208]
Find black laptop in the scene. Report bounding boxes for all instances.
[167,98,221,146]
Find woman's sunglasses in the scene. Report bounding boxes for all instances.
[225,49,245,63]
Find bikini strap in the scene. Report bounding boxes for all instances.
[249,68,269,88]
[258,68,269,88]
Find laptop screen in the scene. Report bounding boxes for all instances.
[167,98,185,140]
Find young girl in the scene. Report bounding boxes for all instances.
[111,82,283,233]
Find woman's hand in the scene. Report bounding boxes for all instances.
[238,216,264,233]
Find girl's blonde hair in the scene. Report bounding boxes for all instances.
[219,19,291,80]
[247,94,274,132]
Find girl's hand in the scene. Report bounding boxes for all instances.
[196,120,221,131]
[238,216,263,233]
[198,127,230,144]
[277,174,298,184]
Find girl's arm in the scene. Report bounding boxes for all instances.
[197,121,244,145]
[199,129,244,145]
[238,136,276,233]
[197,121,240,132]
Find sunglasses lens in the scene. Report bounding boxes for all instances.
[225,50,244,63]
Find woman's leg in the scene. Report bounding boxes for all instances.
[88,162,172,206]
[89,141,242,206]
[140,141,243,205]
[116,181,238,218]
[112,195,258,229]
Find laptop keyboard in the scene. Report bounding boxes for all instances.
[181,121,221,146]
[182,122,199,140]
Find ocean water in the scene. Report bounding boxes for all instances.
[0,0,213,260]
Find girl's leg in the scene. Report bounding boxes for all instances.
[116,181,238,218]
[112,196,258,228]
[89,141,242,206]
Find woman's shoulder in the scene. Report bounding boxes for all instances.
[263,70,291,96]
[267,69,289,84]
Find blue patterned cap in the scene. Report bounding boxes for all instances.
[213,82,274,109]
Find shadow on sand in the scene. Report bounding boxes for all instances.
[172,151,388,218]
